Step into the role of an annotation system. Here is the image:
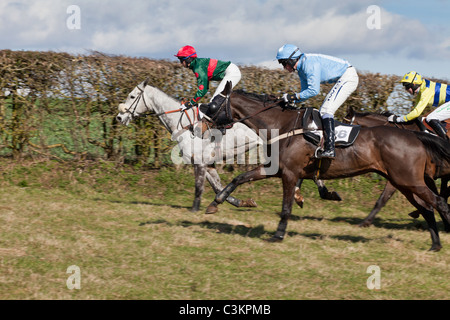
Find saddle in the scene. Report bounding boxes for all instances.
[302,108,360,148]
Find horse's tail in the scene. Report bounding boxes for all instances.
[413,132,450,172]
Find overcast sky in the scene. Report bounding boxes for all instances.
[1,0,450,80]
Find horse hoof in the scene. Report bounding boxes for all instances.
[294,190,304,208]
[429,245,442,252]
[240,199,257,208]
[330,192,342,201]
[267,235,284,242]
[205,203,218,214]
[408,211,420,219]
[191,200,201,212]
[358,221,372,228]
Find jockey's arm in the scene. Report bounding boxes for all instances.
[298,62,321,101]
[402,88,433,121]
[189,69,209,105]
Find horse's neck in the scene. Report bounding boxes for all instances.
[361,115,419,131]
[145,86,181,133]
[358,114,386,126]
[357,114,391,127]
[234,102,298,134]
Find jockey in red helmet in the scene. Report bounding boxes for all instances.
[175,45,241,119]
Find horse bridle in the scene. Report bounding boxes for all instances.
[121,84,150,121]
[122,83,199,134]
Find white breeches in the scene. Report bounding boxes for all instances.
[320,66,359,118]
[211,63,241,100]
[426,101,450,122]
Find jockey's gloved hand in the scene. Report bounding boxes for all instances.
[388,115,405,123]
[181,100,195,111]
[282,93,298,104]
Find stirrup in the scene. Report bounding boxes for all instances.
[315,147,335,159]
[314,147,323,158]
[320,150,336,159]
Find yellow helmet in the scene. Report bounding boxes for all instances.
[400,71,423,85]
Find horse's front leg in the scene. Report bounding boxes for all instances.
[206,165,274,214]
[271,173,297,241]
[192,163,206,212]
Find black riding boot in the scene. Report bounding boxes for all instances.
[205,94,226,118]
[427,119,448,140]
[320,117,336,159]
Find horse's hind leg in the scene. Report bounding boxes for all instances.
[399,187,443,251]
[418,183,450,229]
[424,176,450,232]
[359,181,397,227]
[440,177,450,199]
[438,177,450,232]
[359,179,436,228]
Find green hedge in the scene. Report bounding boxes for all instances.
[0,50,432,167]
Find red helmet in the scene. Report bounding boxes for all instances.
[175,45,197,60]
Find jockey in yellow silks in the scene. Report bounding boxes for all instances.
[388,71,450,140]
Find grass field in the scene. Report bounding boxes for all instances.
[0,159,449,300]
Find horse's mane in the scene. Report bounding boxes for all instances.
[356,109,394,117]
[233,89,279,103]
[379,110,394,117]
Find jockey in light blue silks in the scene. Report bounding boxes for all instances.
[276,44,359,159]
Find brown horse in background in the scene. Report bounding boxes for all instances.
[206,82,450,251]
[343,106,450,232]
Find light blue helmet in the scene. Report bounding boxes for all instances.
[276,44,302,60]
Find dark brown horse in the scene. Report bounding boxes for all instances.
[343,106,450,232]
[206,83,450,251]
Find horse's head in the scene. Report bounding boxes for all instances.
[223,80,232,97]
[343,106,356,124]
[116,78,151,125]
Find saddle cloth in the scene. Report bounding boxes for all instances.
[302,108,360,147]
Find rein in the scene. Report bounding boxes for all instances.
[126,84,198,130]
[343,113,408,129]
[232,99,283,124]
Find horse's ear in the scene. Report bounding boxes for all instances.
[143,77,150,87]
[347,105,354,116]
[222,81,232,97]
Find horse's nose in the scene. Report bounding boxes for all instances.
[116,115,122,122]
